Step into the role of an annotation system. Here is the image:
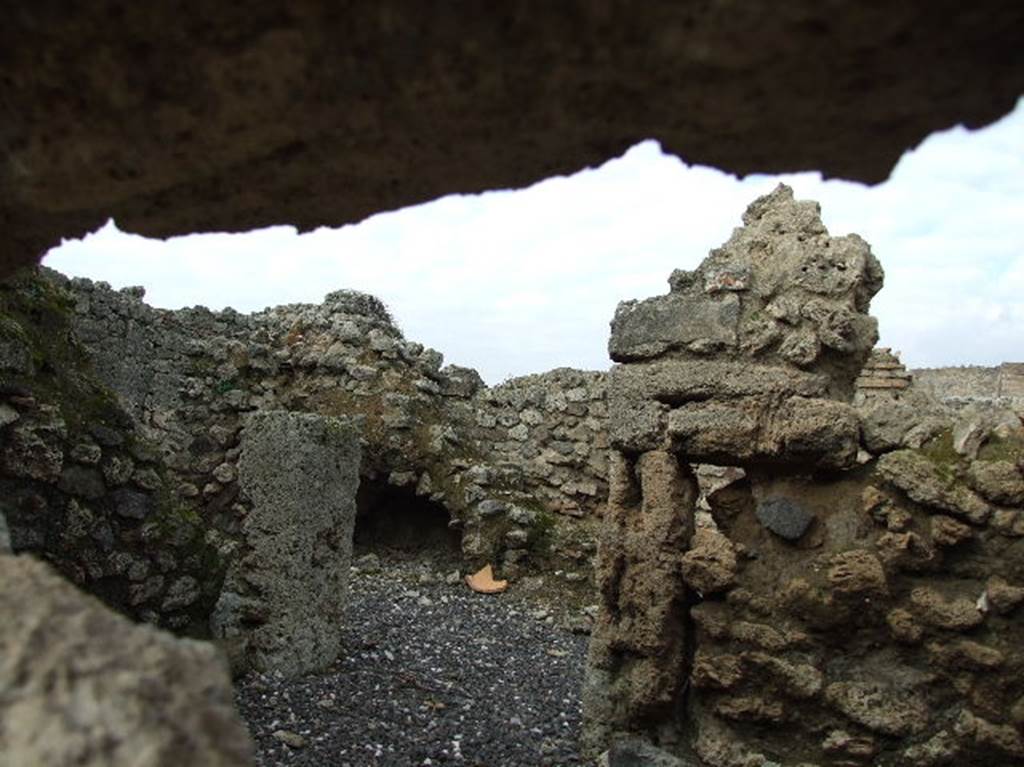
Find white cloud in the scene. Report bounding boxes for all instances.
[45,99,1024,383]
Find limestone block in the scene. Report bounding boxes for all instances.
[966,459,1024,506]
[729,620,798,652]
[102,453,135,485]
[691,650,744,690]
[826,549,888,598]
[0,403,19,429]
[0,554,253,766]
[693,718,772,767]
[211,411,361,677]
[768,396,861,467]
[859,395,949,453]
[607,394,668,453]
[715,695,784,723]
[1,423,64,481]
[951,406,1023,458]
[69,441,102,464]
[986,576,1024,614]
[909,587,984,631]
[954,710,1024,760]
[609,292,740,362]
[823,730,879,761]
[0,333,32,374]
[666,400,759,459]
[926,639,1004,670]
[778,326,820,367]
[438,364,484,398]
[886,608,923,644]
[931,515,973,546]
[608,358,829,404]
[666,396,859,469]
[876,450,991,524]
[741,652,822,699]
[583,450,697,750]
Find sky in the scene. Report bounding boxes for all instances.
[45,98,1024,385]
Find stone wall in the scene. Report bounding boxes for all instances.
[1006,364,1024,400]
[43,268,609,585]
[853,351,1024,415]
[582,185,1024,766]
[476,369,609,518]
[914,363,1024,412]
[8,255,1022,693]
[0,270,223,634]
[2,266,614,672]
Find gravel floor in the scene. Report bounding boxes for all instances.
[235,553,592,766]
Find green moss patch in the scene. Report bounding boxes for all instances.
[0,268,129,436]
[526,508,558,556]
[976,433,1024,464]
[919,428,959,468]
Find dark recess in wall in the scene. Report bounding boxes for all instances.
[354,479,461,558]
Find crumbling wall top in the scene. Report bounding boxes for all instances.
[610,184,882,394]
[607,185,883,469]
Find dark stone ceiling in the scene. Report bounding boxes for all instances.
[2,2,1022,279]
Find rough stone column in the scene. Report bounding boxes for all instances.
[212,410,361,677]
[584,185,890,760]
[583,449,697,750]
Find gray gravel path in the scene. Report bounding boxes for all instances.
[235,555,591,766]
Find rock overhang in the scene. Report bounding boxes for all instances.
[3,2,1024,279]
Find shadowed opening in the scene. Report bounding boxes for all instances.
[353,479,462,558]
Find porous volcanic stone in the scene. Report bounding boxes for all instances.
[211,410,361,677]
[756,497,815,541]
[0,554,253,767]
[5,3,1024,280]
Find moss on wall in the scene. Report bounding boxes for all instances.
[1,269,224,634]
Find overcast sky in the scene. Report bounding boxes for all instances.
[45,98,1023,385]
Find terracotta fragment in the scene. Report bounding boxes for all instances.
[465,564,508,594]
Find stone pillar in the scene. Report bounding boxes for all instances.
[583,449,697,749]
[584,185,888,760]
[211,411,361,677]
